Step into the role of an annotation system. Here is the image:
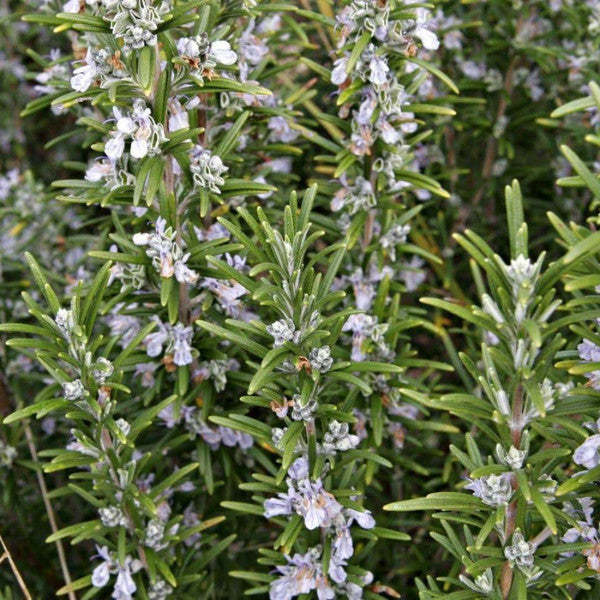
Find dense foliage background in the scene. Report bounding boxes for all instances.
[3,1,600,599]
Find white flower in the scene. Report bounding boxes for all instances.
[145,317,170,357]
[171,323,193,366]
[239,29,268,67]
[105,100,166,162]
[134,218,198,283]
[91,546,143,598]
[413,8,440,50]
[105,135,125,161]
[189,146,228,193]
[177,36,202,57]
[400,256,426,292]
[296,479,343,530]
[267,318,298,347]
[414,24,439,50]
[269,548,326,600]
[116,115,136,135]
[63,0,80,13]
[380,223,410,260]
[174,255,198,284]
[574,434,600,469]
[264,493,294,519]
[177,34,237,78]
[86,159,114,182]
[168,99,189,132]
[210,40,237,65]
[460,569,494,595]
[91,548,111,588]
[465,473,513,506]
[116,418,131,437]
[0,441,17,467]
[368,55,389,86]
[130,138,148,159]
[496,444,526,470]
[93,357,114,383]
[143,318,194,366]
[346,508,375,529]
[504,530,535,569]
[145,518,166,550]
[378,119,401,144]
[99,506,126,528]
[291,396,317,421]
[63,379,85,401]
[148,580,173,600]
[331,57,349,85]
[110,0,168,52]
[267,116,298,143]
[505,255,540,302]
[579,339,600,362]
[308,346,333,372]
[322,420,360,455]
[55,308,76,337]
[71,64,97,92]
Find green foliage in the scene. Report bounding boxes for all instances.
[2,1,600,599]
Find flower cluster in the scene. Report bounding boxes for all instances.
[133,217,198,283]
[145,317,194,366]
[270,545,373,600]
[106,0,170,53]
[105,99,167,161]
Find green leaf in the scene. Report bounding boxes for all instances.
[384,493,485,512]
[556,465,600,496]
[346,30,371,75]
[563,230,600,264]
[153,66,171,123]
[56,576,92,596]
[46,519,101,543]
[371,527,411,541]
[406,103,456,116]
[4,399,70,425]
[561,145,600,201]
[216,110,251,157]
[196,320,267,357]
[190,78,271,96]
[530,486,557,534]
[0,323,49,335]
[137,45,155,92]
[208,415,270,440]
[550,96,595,118]
[229,572,274,584]
[371,396,383,447]
[220,502,264,516]
[25,252,60,313]
[194,534,237,569]
[56,12,110,31]
[281,421,304,473]
[420,297,496,330]
[151,463,199,498]
[81,261,112,334]
[404,56,459,94]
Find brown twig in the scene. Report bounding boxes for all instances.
[0,365,76,598]
[453,14,529,236]
[23,422,77,600]
[471,55,520,213]
[0,533,33,600]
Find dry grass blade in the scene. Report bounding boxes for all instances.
[0,534,32,600]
